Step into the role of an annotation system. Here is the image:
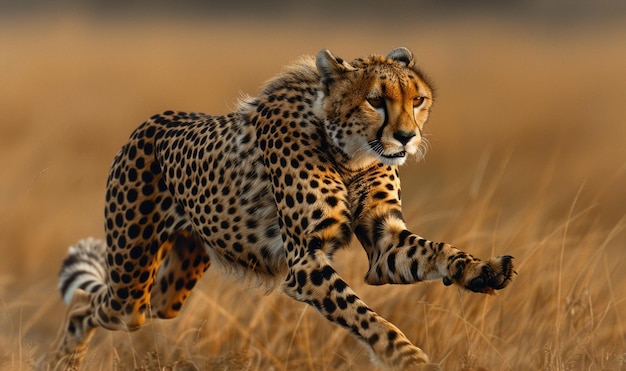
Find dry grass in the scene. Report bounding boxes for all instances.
[1,13,625,370]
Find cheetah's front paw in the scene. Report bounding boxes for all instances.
[444,255,515,294]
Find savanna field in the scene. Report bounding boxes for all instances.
[1,9,625,370]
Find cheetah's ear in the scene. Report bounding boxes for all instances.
[387,47,415,68]
[316,49,354,93]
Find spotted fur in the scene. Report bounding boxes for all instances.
[41,47,514,370]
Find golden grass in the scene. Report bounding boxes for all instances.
[1,14,625,370]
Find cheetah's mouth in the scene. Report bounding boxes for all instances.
[369,140,407,160]
[381,151,407,159]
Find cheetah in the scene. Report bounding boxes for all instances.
[41,47,514,370]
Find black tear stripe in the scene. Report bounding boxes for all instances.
[374,101,389,143]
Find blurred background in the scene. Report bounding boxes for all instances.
[1,1,625,369]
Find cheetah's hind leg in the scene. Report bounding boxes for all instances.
[39,289,96,370]
[149,230,211,319]
[39,238,108,370]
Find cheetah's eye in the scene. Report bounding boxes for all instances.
[367,96,385,109]
[413,96,425,108]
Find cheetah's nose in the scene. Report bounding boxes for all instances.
[393,130,416,146]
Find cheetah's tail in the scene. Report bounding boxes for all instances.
[58,237,108,305]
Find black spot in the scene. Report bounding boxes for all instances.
[116,287,129,299]
[306,193,317,204]
[307,237,322,254]
[115,214,124,228]
[311,208,323,220]
[131,289,143,299]
[313,217,337,232]
[373,191,387,200]
[285,194,295,208]
[336,297,347,309]
[321,265,334,280]
[145,125,156,138]
[186,279,197,290]
[139,271,150,283]
[136,157,145,169]
[114,253,124,266]
[110,270,120,283]
[160,197,173,211]
[175,278,184,291]
[142,224,154,240]
[265,227,278,239]
[387,252,396,274]
[142,184,154,196]
[260,246,271,259]
[123,262,134,273]
[284,174,294,186]
[117,235,127,249]
[129,245,143,259]
[398,230,411,247]
[139,200,155,215]
[368,334,380,345]
[322,298,337,313]
[334,279,347,293]
[128,145,137,160]
[127,189,138,203]
[296,270,307,287]
[97,307,110,324]
[411,261,420,281]
[310,268,325,286]
[128,225,140,240]
[325,196,338,207]
[269,152,278,164]
[283,215,292,228]
[141,171,154,183]
[144,142,154,155]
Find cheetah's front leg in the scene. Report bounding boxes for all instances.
[282,252,441,370]
[359,224,515,293]
[352,164,515,292]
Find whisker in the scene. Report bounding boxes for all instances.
[352,142,375,157]
[414,136,430,162]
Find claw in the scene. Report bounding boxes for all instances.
[492,255,515,290]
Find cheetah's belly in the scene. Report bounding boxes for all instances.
[169,143,286,277]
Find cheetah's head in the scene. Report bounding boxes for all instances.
[316,47,434,170]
